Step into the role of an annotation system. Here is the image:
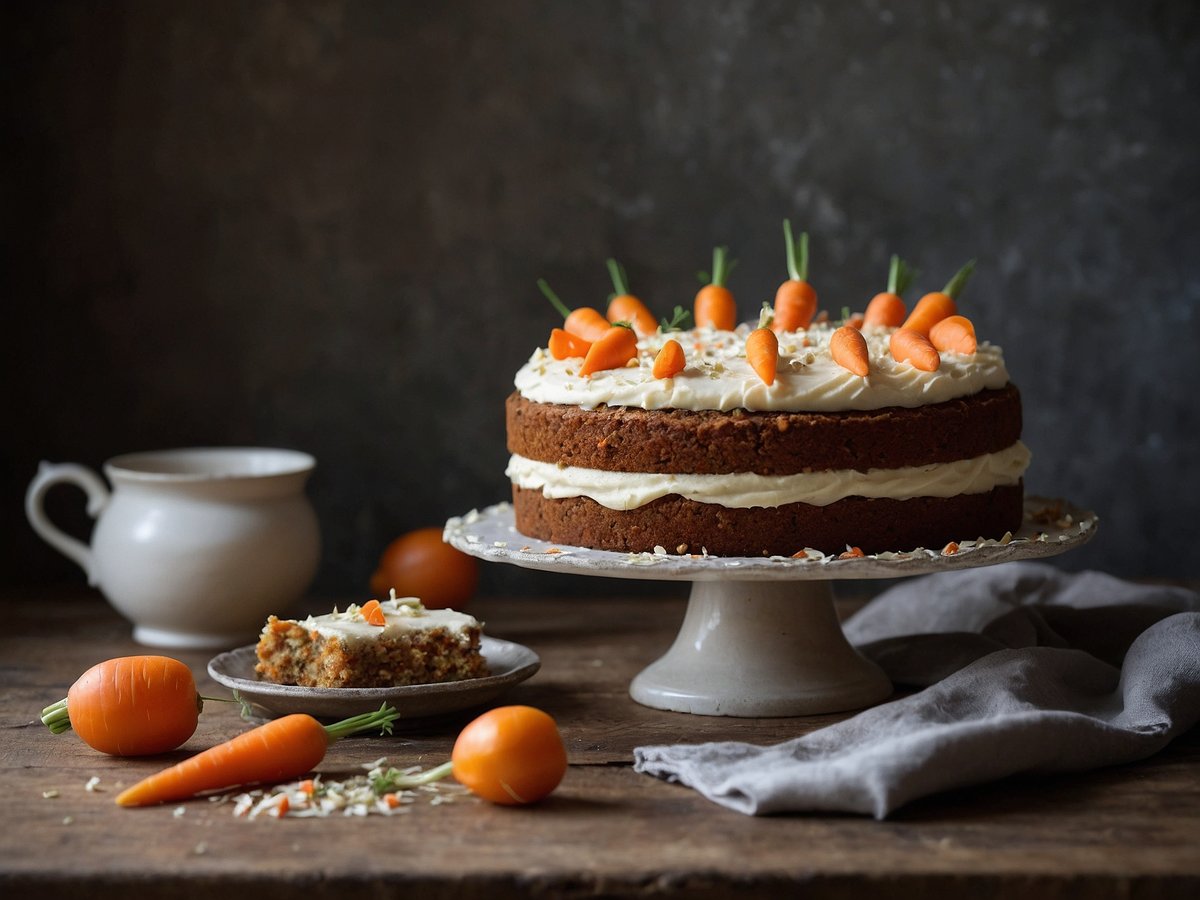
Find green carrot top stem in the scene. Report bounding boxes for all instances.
[942,260,976,299]
[709,245,736,287]
[538,279,572,320]
[887,254,916,297]
[324,703,401,740]
[606,258,631,297]
[659,305,692,332]
[783,220,809,282]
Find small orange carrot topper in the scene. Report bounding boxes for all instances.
[772,220,817,331]
[694,246,737,330]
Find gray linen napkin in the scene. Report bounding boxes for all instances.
[633,562,1200,818]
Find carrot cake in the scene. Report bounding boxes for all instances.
[255,595,488,688]
[506,320,1028,557]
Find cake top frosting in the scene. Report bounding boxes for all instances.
[514,322,1010,413]
[291,595,480,643]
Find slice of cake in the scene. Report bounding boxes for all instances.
[255,594,489,688]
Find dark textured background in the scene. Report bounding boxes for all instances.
[5,1,1198,599]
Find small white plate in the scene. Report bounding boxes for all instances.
[207,637,540,722]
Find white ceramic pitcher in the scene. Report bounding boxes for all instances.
[26,447,320,648]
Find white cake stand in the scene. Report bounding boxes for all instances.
[444,497,1097,718]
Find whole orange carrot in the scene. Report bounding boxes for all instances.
[863,255,915,327]
[890,328,941,372]
[746,327,779,385]
[605,259,658,336]
[41,656,202,756]
[538,279,611,343]
[115,704,400,807]
[902,260,975,337]
[578,323,638,376]
[830,325,870,377]
[772,220,817,331]
[548,327,592,360]
[694,246,737,330]
[929,314,977,355]
[652,339,686,379]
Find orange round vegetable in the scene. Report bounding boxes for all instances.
[451,705,568,805]
[42,656,201,756]
[370,527,479,609]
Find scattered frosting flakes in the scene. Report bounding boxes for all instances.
[84,776,102,793]
[226,759,467,819]
[42,789,59,799]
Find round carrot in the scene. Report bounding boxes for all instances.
[548,327,592,360]
[538,278,610,343]
[929,314,977,355]
[902,260,976,337]
[577,323,638,376]
[863,254,915,327]
[746,327,779,385]
[772,220,817,331]
[830,325,870,377]
[115,704,400,807]
[604,258,657,336]
[694,246,737,330]
[890,328,941,372]
[652,338,686,379]
[41,656,201,756]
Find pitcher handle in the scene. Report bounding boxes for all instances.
[25,462,111,585]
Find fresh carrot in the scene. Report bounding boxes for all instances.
[652,339,686,379]
[360,599,386,626]
[538,279,611,343]
[929,314,977,355]
[548,327,592,360]
[115,704,400,807]
[889,328,941,372]
[41,656,202,756]
[694,246,737,330]
[578,323,638,376]
[830,325,870,377]
[605,258,658,336]
[901,260,976,337]
[772,220,818,331]
[863,255,915,327]
[746,327,779,385]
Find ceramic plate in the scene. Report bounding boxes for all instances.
[207,637,539,721]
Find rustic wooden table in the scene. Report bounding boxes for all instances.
[2,586,1198,899]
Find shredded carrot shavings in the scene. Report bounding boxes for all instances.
[360,599,386,626]
[941,542,960,556]
[838,547,865,559]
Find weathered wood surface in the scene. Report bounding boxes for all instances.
[2,587,1198,899]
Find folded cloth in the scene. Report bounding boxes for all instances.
[633,562,1200,818]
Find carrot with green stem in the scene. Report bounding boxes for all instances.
[901,260,976,337]
[115,704,400,807]
[605,259,657,336]
[746,327,779,385]
[772,220,818,331]
[830,325,870,376]
[652,338,686,379]
[41,656,209,756]
[864,255,915,327]
[578,322,638,376]
[929,314,977,355]
[548,327,591,360]
[694,246,737,330]
[890,328,941,372]
[538,279,611,343]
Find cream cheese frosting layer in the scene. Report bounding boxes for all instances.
[513,324,1010,412]
[294,597,480,644]
[506,442,1031,511]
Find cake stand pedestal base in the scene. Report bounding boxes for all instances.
[630,579,891,717]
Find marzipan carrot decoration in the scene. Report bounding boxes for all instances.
[605,258,658,336]
[115,704,401,807]
[41,656,203,756]
[830,325,870,377]
[538,278,611,343]
[929,314,977,355]
[901,260,976,337]
[548,327,592,360]
[694,246,737,330]
[864,255,915,327]
[746,327,779,385]
[652,339,686,379]
[772,220,817,331]
[578,323,638,376]
[890,328,941,372]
